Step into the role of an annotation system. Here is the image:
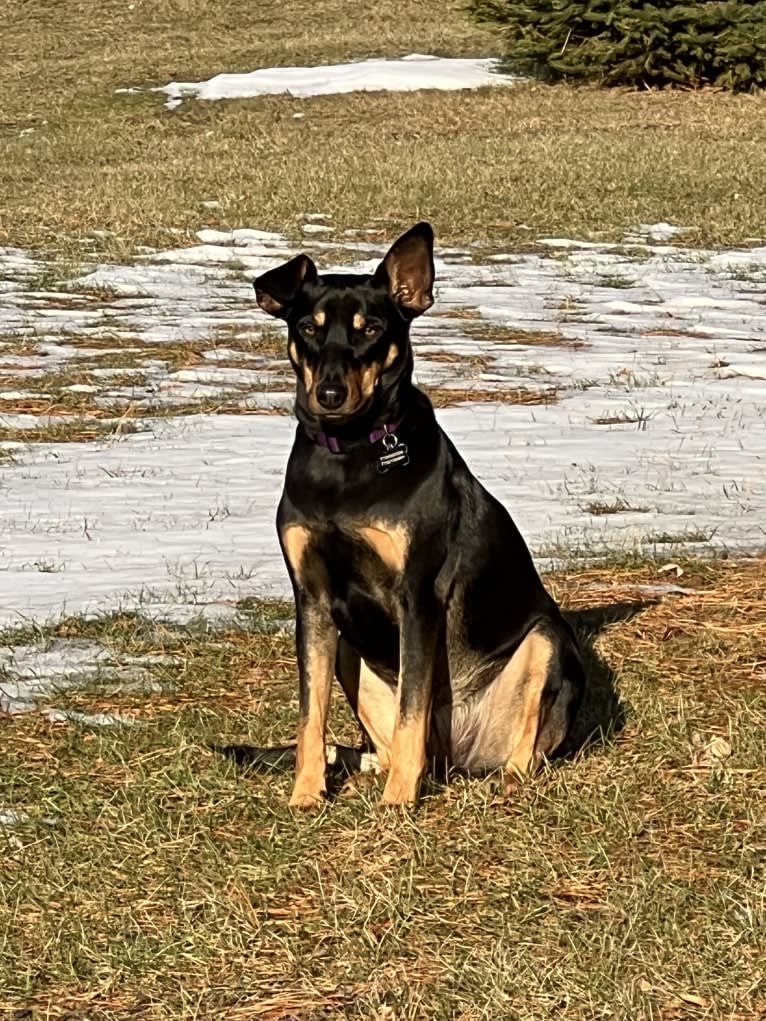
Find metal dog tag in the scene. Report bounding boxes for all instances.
[377,432,409,473]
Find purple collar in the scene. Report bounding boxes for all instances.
[304,420,401,454]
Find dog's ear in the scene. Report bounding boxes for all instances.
[253,254,318,319]
[373,222,435,317]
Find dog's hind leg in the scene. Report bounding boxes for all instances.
[501,625,583,794]
[336,638,396,771]
[455,624,582,795]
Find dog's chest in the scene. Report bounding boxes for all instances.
[281,518,409,598]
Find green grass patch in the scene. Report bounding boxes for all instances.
[3,3,766,259]
[1,557,764,1018]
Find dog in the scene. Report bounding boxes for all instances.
[252,222,585,808]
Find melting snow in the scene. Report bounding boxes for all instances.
[0,808,58,828]
[1,227,765,628]
[155,55,519,110]
[0,639,167,714]
[43,707,136,727]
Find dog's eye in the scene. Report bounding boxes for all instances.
[302,323,317,337]
[364,325,381,339]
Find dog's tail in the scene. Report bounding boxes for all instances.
[210,742,381,776]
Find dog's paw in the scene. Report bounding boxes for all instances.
[288,787,326,811]
[381,771,420,807]
[502,765,528,798]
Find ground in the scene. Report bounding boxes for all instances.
[1,1,765,1019]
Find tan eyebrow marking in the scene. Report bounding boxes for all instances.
[313,310,326,327]
[352,312,366,330]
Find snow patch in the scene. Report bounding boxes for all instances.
[0,639,168,714]
[43,707,136,727]
[2,230,766,627]
[156,55,520,109]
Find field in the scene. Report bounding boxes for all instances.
[1,1,765,1019]
[4,1,766,257]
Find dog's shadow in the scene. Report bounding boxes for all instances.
[557,597,652,760]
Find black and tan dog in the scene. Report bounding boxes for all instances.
[252,223,584,808]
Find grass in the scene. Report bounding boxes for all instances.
[0,375,561,447]
[593,273,637,289]
[424,384,557,407]
[0,418,138,446]
[722,264,766,284]
[591,411,644,426]
[36,328,287,367]
[4,4,766,259]
[465,324,590,349]
[0,341,560,448]
[590,408,653,429]
[0,379,561,447]
[0,397,296,446]
[1,368,148,395]
[582,498,650,516]
[432,305,483,320]
[1,555,765,1018]
[644,528,720,546]
[20,263,89,293]
[1,2,764,1017]
[420,351,493,373]
[0,323,297,436]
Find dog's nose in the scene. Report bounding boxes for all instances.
[316,383,347,410]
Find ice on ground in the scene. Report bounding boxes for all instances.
[0,808,58,827]
[0,809,29,825]
[156,55,520,109]
[0,639,167,714]
[1,227,766,627]
[301,223,334,235]
[626,222,693,244]
[583,582,696,597]
[43,707,136,727]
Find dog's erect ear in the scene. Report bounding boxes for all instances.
[253,253,318,319]
[373,222,435,317]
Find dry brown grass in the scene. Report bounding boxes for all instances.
[550,556,766,697]
[432,305,483,320]
[0,418,138,445]
[419,351,493,374]
[466,324,591,349]
[0,353,553,443]
[0,322,295,437]
[3,2,766,260]
[425,383,558,406]
[0,400,293,443]
[0,556,764,1018]
[2,10,764,1015]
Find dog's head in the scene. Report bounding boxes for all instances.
[253,222,434,427]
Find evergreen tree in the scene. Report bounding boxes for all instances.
[470,0,766,91]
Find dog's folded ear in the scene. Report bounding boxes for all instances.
[253,253,318,318]
[374,222,435,317]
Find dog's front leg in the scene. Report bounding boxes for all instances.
[382,589,439,806]
[290,592,337,810]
